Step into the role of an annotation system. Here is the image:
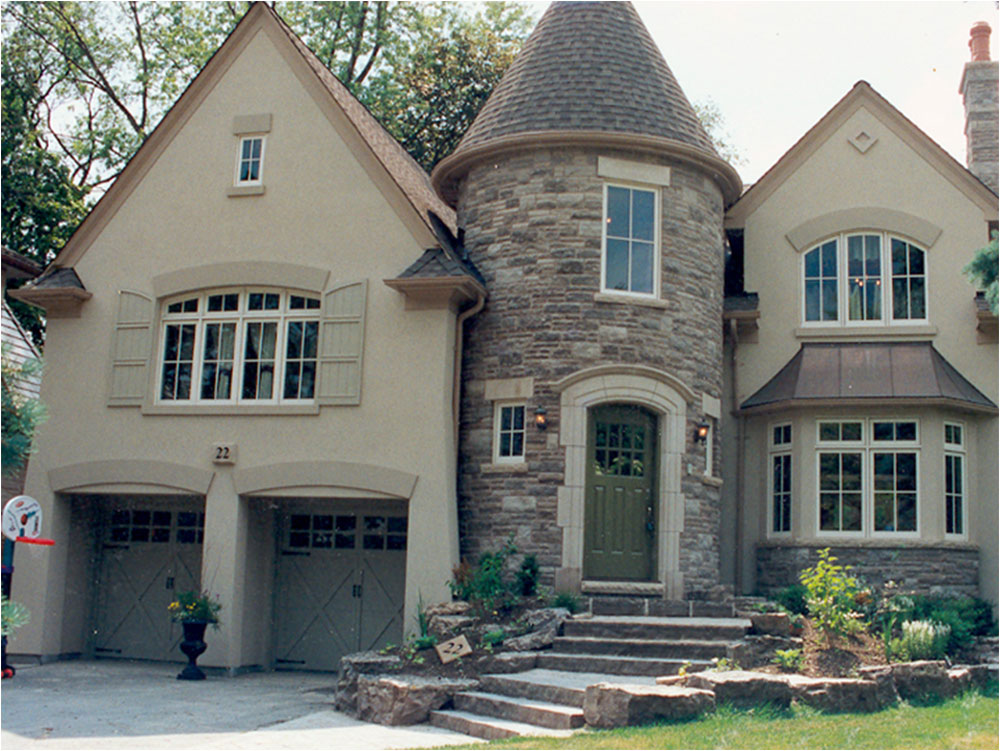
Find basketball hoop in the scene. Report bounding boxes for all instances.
[14,537,54,546]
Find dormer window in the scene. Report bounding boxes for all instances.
[236,136,265,185]
[802,232,926,326]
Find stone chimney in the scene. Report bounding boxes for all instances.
[960,22,999,193]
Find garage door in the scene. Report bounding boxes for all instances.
[275,501,406,671]
[94,498,205,662]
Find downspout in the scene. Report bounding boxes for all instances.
[453,292,486,453]
[730,317,745,594]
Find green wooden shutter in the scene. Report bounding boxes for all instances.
[317,280,367,406]
[108,290,154,405]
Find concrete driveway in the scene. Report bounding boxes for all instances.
[0,660,482,750]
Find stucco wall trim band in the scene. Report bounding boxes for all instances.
[152,262,332,298]
[785,208,943,252]
[49,460,214,495]
[234,461,418,499]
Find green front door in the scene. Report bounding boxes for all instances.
[584,404,657,581]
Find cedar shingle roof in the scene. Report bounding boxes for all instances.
[451,1,717,158]
[741,342,996,412]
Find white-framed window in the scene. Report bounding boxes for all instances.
[602,183,658,297]
[770,423,792,534]
[235,135,265,185]
[802,232,927,326]
[816,418,919,536]
[494,403,526,463]
[158,288,319,405]
[944,422,965,538]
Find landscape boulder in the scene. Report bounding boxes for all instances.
[334,651,403,714]
[682,670,793,709]
[356,675,479,726]
[856,665,901,707]
[749,613,792,637]
[522,607,571,631]
[424,601,472,617]
[584,682,715,728]
[478,651,539,674]
[504,626,558,652]
[728,635,802,668]
[783,675,888,713]
[887,660,953,700]
[427,613,475,638]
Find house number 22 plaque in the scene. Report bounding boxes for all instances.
[434,634,472,664]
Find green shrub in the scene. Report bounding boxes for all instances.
[515,553,540,597]
[878,593,995,655]
[774,584,809,615]
[888,619,951,662]
[798,548,865,639]
[772,648,804,672]
[413,634,437,650]
[448,535,519,614]
[552,590,581,614]
[481,629,506,648]
[1,595,29,637]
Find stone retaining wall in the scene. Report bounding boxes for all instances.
[756,544,980,596]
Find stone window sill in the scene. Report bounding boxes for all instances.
[594,292,669,310]
[480,462,529,474]
[227,184,266,198]
[795,324,937,340]
[141,403,319,416]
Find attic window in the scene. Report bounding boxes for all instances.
[235,136,265,185]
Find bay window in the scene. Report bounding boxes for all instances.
[816,419,919,536]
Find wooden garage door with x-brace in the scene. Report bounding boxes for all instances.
[274,501,407,671]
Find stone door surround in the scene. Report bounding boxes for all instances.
[553,364,693,598]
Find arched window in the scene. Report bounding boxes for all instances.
[802,233,927,325]
[158,288,320,404]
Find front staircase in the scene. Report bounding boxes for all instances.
[429,606,752,740]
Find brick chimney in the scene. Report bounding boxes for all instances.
[960,22,999,193]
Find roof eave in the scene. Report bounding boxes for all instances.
[432,130,742,206]
[739,396,998,417]
[9,286,92,317]
[383,275,487,311]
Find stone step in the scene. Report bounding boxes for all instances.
[537,652,708,676]
[553,635,734,659]
[588,596,737,618]
[453,690,585,730]
[564,615,750,642]
[428,709,575,741]
[481,668,658,708]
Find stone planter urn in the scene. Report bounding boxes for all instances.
[177,621,209,680]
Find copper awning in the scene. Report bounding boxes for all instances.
[740,342,996,414]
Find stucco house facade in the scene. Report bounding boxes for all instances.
[8,2,997,674]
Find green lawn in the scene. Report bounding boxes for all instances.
[435,691,998,750]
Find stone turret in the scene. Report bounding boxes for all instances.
[433,2,741,599]
[960,21,999,194]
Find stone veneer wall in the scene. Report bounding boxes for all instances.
[455,145,726,595]
[757,544,980,597]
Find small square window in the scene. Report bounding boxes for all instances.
[772,424,792,446]
[944,423,963,447]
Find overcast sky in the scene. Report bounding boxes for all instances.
[530,1,999,185]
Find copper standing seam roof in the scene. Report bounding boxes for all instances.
[741,342,996,413]
[448,1,718,159]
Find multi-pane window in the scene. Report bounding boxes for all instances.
[770,424,792,534]
[945,423,965,537]
[816,419,919,535]
[236,136,265,184]
[594,419,647,477]
[803,233,926,325]
[158,289,320,404]
[603,184,656,295]
[495,404,526,463]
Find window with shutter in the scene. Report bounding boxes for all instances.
[109,290,154,405]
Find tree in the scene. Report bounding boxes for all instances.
[693,99,745,167]
[0,2,535,189]
[1,357,46,476]
[1,43,87,346]
[964,230,999,314]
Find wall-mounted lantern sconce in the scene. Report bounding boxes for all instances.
[694,420,710,444]
[534,406,548,431]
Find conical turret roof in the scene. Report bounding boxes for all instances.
[454,1,716,155]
